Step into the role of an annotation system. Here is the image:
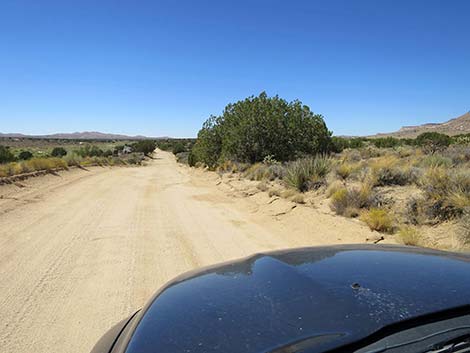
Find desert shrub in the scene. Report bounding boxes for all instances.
[397,226,421,246]
[172,142,186,154]
[349,138,365,149]
[374,166,418,186]
[453,134,470,145]
[331,137,350,153]
[360,208,394,233]
[416,132,452,154]
[330,184,374,216]
[284,155,332,191]
[18,150,33,160]
[175,152,189,164]
[420,154,453,168]
[326,180,344,198]
[335,162,355,180]
[29,157,67,171]
[244,162,285,181]
[64,153,82,167]
[440,145,470,165]
[76,145,105,158]
[458,211,470,246]
[191,92,332,166]
[268,189,282,197]
[132,140,156,156]
[257,181,269,192]
[243,164,268,181]
[51,147,67,157]
[368,156,417,186]
[372,137,401,148]
[416,168,470,221]
[445,170,470,212]
[0,157,70,176]
[280,189,305,203]
[0,146,15,164]
[360,146,383,159]
[341,149,362,162]
[290,193,305,204]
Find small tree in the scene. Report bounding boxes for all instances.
[416,132,452,154]
[0,146,15,163]
[18,150,33,160]
[51,147,67,157]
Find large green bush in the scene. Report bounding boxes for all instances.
[191,92,332,167]
[416,132,452,154]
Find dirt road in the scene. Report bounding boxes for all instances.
[0,151,378,353]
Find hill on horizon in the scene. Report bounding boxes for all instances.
[0,131,154,140]
[370,111,470,138]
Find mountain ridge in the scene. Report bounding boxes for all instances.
[0,131,154,140]
[370,111,470,138]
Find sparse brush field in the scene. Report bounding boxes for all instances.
[0,138,157,178]
[196,144,470,250]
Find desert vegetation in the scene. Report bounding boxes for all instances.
[172,93,470,250]
[0,138,156,178]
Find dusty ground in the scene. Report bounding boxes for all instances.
[0,150,387,353]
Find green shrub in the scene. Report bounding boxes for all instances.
[76,145,105,158]
[132,140,156,156]
[191,92,332,166]
[372,137,401,148]
[416,132,452,154]
[284,155,332,191]
[51,147,67,157]
[0,146,15,164]
[172,142,186,154]
[18,150,33,160]
[360,208,394,233]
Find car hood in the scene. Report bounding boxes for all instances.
[123,245,470,353]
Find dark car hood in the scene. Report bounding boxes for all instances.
[123,245,470,353]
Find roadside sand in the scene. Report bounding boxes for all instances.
[0,150,385,353]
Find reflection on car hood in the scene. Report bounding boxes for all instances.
[124,245,470,353]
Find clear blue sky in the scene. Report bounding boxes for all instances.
[1,0,469,137]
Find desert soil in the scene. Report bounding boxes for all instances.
[0,150,387,353]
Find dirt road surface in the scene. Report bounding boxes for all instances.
[0,150,378,353]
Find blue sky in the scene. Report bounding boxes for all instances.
[1,0,469,137]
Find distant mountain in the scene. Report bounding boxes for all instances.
[0,131,153,140]
[372,111,470,138]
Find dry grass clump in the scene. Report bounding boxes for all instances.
[458,211,470,247]
[416,167,470,221]
[420,154,453,168]
[360,208,394,233]
[326,179,344,198]
[244,163,285,181]
[217,160,240,174]
[368,156,418,186]
[397,226,422,246]
[257,181,269,192]
[281,189,305,204]
[268,188,282,197]
[0,157,68,177]
[284,155,332,191]
[330,183,374,217]
[335,162,361,180]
